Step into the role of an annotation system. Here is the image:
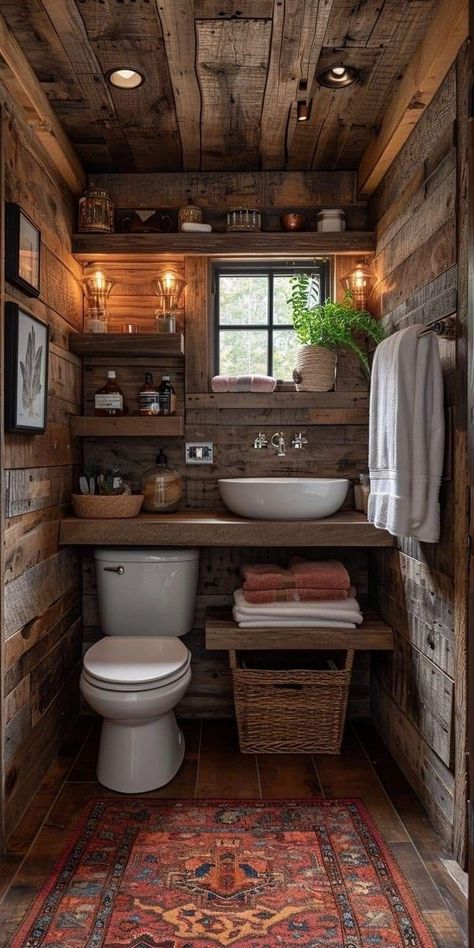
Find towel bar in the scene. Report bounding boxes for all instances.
[417,314,457,339]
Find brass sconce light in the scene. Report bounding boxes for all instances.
[82,264,115,333]
[340,260,375,311]
[153,268,186,333]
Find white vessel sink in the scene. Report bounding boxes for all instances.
[218,477,349,521]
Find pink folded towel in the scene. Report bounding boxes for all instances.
[211,374,277,393]
[241,560,351,591]
[242,587,349,604]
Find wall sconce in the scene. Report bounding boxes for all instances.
[340,261,375,311]
[153,268,186,333]
[82,264,115,333]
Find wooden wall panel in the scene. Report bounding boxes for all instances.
[368,64,464,851]
[1,88,83,839]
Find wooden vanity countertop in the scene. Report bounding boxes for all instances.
[59,509,394,547]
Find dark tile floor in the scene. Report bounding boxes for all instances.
[0,717,468,947]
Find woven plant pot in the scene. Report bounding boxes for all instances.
[72,494,144,519]
[293,345,336,392]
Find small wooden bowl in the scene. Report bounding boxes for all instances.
[72,494,144,519]
[280,213,305,232]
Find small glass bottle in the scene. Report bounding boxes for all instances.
[354,473,370,513]
[158,375,176,415]
[94,370,125,416]
[138,373,160,416]
[142,450,182,513]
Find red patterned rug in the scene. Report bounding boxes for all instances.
[13,799,435,947]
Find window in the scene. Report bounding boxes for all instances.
[214,260,329,380]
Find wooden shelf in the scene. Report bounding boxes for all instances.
[186,391,369,425]
[69,333,184,357]
[69,415,184,437]
[59,509,394,547]
[205,608,394,651]
[71,231,375,261]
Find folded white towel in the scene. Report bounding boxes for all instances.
[233,615,356,629]
[368,325,444,543]
[233,589,363,624]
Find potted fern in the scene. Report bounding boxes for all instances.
[288,274,385,392]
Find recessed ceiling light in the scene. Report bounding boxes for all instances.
[317,64,359,89]
[107,68,144,89]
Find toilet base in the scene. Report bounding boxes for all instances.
[97,712,185,793]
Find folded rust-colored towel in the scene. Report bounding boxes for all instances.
[241,559,351,591]
[243,587,349,604]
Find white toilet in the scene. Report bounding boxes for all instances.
[80,547,199,793]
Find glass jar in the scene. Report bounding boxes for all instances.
[78,183,114,233]
[226,207,261,232]
[154,310,176,333]
[142,450,182,513]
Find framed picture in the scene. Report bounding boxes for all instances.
[5,303,49,433]
[5,203,41,297]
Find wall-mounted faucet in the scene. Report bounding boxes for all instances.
[253,431,268,449]
[271,432,286,456]
[291,432,308,450]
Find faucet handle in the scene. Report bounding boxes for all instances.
[271,431,286,456]
[291,432,308,449]
[253,431,268,449]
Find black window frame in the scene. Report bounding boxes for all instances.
[213,259,330,380]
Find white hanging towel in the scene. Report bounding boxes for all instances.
[368,324,444,543]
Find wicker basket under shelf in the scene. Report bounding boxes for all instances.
[230,648,354,754]
[72,493,144,519]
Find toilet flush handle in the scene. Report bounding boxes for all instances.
[103,566,125,575]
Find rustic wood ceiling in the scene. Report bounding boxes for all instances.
[0,0,440,173]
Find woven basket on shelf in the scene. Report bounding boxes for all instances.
[230,649,354,754]
[293,345,336,391]
[72,493,144,519]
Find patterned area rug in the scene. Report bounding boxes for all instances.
[13,799,434,947]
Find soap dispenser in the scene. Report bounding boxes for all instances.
[142,449,182,513]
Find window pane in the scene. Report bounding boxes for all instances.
[219,275,268,325]
[219,330,268,375]
[274,273,321,325]
[272,329,299,380]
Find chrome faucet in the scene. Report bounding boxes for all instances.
[291,432,308,450]
[253,431,268,449]
[271,431,286,456]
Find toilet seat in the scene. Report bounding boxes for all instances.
[83,636,190,692]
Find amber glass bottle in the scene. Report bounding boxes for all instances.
[142,450,182,513]
[158,375,176,415]
[94,370,125,416]
[138,372,160,416]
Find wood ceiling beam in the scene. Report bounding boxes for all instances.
[0,11,85,195]
[260,0,334,170]
[358,0,468,196]
[156,1,202,171]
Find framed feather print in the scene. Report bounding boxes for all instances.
[5,303,49,433]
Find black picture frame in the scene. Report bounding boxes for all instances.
[5,303,49,434]
[5,203,41,297]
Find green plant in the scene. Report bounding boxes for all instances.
[288,274,386,376]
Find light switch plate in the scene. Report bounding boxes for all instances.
[185,442,214,464]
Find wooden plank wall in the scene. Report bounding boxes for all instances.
[79,171,373,719]
[1,90,83,835]
[368,65,462,849]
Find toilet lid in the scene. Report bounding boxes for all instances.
[83,637,190,687]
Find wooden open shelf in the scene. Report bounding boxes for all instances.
[186,391,369,425]
[205,607,394,651]
[72,231,375,261]
[69,415,184,437]
[69,333,184,357]
[59,509,394,547]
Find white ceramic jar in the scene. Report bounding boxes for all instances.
[317,209,346,232]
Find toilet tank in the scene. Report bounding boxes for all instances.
[94,548,199,637]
